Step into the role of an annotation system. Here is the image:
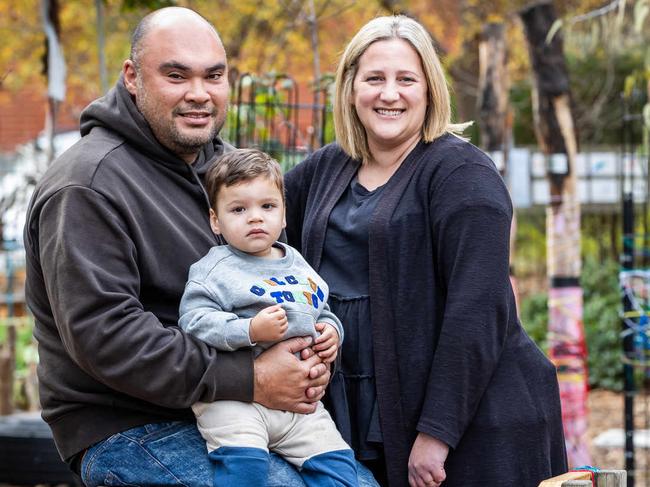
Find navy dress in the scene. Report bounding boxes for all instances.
[319,177,383,462]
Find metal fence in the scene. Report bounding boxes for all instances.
[223,73,334,172]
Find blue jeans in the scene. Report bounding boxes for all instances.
[80,421,380,487]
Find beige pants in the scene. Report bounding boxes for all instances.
[192,400,350,468]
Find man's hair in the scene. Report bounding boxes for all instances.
[205,149,284,210]
[129,7,220,70]
[333,15,453,162]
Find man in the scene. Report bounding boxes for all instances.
[24,7,374,486]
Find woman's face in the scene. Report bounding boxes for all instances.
[352,38,428,155]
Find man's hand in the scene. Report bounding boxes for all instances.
[408,432,449,487]
[254,336,330,414]
[250,305,288,343]
[312,322,339,363]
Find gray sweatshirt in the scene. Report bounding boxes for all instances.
[179,242,343,353]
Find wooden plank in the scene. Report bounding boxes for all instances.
[538,471,592,487]
[538,470,627,487]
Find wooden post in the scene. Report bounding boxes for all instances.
[41,0,66,166]
[0,321,16,415]
[476,21,520,307]
[519,1,589,468]
[595,470,627,487]
[477,22,509,160]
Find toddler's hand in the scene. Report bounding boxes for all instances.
[250,305,288,343]
[313,322,339,363]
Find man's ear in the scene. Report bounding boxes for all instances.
[123,59,138,96]
[209,208,221,235]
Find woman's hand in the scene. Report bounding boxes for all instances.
[408,432,449,487]
[312,322,339,363]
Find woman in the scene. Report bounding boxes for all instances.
[285,15,567,487]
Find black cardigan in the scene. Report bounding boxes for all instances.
[285,135,567,487]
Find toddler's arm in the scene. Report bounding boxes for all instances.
[179,280,253,351]
[313,322,339,363]
[313,303,344,363]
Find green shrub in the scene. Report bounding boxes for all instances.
[582,257,622,391]
[520,292,549,353]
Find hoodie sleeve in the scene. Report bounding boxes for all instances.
[179,280,255,351]
[36,185,253,407]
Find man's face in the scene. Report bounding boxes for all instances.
[124,20,229,163]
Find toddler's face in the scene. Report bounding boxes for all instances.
[210,176,285,258]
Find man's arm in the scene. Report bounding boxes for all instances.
[36,186,253,407]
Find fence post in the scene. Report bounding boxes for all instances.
[0,243,16,415]
[596,470,627,487]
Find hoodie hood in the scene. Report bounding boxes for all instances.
[79,75,230,178]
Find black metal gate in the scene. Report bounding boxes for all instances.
[224,73,334,172]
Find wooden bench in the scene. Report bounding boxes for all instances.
[0,411,81,486]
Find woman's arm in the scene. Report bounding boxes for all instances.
[417,161,514,449]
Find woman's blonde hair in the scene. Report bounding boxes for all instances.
[333,15,454,162]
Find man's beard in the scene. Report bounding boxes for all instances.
[136,82,225,158]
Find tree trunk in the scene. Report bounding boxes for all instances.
[520,0,589,468]
[477,22,509,157]
[476,22,520,307]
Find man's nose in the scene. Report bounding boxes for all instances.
[185,78,211,104]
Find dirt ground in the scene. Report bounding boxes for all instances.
[589,388,649,485]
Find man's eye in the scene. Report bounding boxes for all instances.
[207,72,223,81]
[168,73,184,80]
